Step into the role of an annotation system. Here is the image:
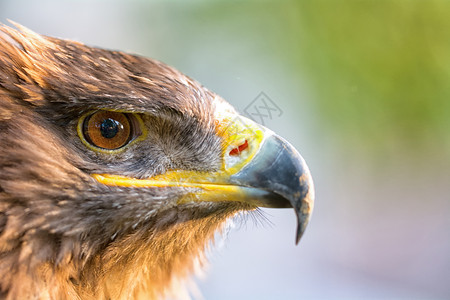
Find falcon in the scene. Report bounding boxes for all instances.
[0,23,314,299]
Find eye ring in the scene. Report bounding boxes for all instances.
[77,110,145,153]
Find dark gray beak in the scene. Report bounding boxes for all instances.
[229,133,315,244]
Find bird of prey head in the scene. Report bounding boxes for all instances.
[0,23,314,299]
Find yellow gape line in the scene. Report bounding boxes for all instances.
[92,173,252,205]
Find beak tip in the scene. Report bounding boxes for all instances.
[295,210,311,245]
[295,231,302,245]
[294,178,314,245]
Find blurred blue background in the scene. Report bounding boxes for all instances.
[1,1,449,299]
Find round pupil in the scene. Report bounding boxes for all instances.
[100,118,120,139]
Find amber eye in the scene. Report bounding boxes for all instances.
[82,111,133,150]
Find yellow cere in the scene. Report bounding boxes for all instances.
[215,115,264,175]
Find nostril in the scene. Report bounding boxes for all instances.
[229,140,249,156]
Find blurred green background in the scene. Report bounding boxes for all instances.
[1,0,449,299]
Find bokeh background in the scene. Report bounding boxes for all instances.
[1,0,449,299]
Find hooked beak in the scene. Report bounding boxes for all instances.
[228,132,314,244]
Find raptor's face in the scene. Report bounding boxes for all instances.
[38,90,313,243]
